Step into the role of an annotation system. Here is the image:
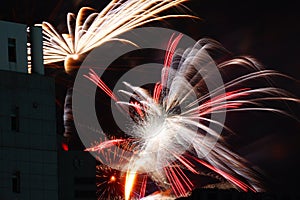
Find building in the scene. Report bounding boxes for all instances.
[0,21,28,73]
[0,69,58,200]
[0,20,96,200]
[58,151,96,200]
[0,20,58,200]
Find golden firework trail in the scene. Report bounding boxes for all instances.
[41,0,194,72]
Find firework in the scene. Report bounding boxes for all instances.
[48,0,195,151]
[41,0,194,73]
[85,35,299,199]
[96,164,124,200]
[93,138,129,200]
[92,138,153,200]
[63,87,75,138]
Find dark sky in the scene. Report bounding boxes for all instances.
[2,0,300,195]
[1,0,299,77]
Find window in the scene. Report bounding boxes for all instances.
[11,106,19,132]
[8,38,17,62]
[12,171,20,193]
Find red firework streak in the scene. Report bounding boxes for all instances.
[83,34,265,199]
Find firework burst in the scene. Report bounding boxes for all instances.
[96,164,124,200]
[93,138,129,200]
[92,137,154,200]
[85,35,299,199]
[41,0,194,73]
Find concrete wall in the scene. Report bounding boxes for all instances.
[0,20,97,200]
[0,70,58,200]
[0,21,28,73]
[58,150,96,200]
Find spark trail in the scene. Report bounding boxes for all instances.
[40,0,194,73]
[85,35,299,199]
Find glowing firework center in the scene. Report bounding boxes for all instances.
[72,27,227,198]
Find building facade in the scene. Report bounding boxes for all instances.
[0,70,58,200]
[0,20,58,200]
[0,20,96,200]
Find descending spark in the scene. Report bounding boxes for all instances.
[63,87,75,138]
[125,170,137,200]
[153,82,162,103]
[84,68,119,101]
[84,138,126,152]
[85,35,300,199]
[41,0,195,73]
[139,175,148,199]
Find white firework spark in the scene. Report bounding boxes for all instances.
[85,35,299,199]
[41,0,194,73]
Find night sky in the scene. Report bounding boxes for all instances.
[1,0,300,196]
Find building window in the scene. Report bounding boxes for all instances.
[11,106,19,132]
[8,38,17,62]
[12,171,20,193]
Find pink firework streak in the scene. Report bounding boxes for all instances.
[85,35,299,199]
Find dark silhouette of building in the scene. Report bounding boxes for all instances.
[0,20,96,200]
